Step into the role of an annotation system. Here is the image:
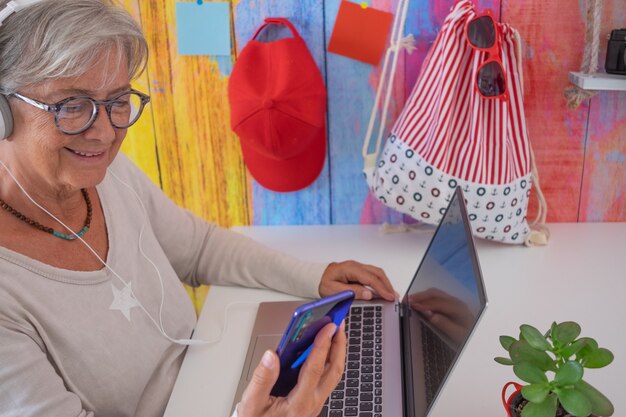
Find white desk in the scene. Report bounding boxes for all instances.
[164,223,626,417]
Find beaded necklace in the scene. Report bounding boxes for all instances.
[0,189,92,240]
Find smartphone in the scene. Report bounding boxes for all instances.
[271,290,355,397]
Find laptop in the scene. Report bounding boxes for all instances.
[232,187,487,417]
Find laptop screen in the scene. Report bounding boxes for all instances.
[400,187,487,417]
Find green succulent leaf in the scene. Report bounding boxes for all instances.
[552,322,581,346]
[514,362,549,384]
[520,325,551,351]
[500,335,517,351]
[494,357,514,365]
[510,340,555,371]
[576,337,599,359]
[521,393,558,417]
[557,387,592,417]
[549,322,557,338]
[560,339,587,359]
[522,383,550,403]
[554,361,583,386]
[575,380,615,416]
[576,337,599,362]
[582,347,614,369]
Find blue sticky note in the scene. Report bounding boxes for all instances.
[176,2,231,56]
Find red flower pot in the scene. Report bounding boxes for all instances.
[502,381,523,417]
[501,382,598,417]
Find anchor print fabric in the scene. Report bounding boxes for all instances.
[365,1,533,244]
[368,134,531,243]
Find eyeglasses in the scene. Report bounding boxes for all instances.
[465,11,508,100]
[9,89,151,135]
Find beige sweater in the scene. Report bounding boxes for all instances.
[0,154,326,417]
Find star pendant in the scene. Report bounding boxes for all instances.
[109,282,140,322]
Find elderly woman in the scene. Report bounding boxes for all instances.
[0,1,396,416]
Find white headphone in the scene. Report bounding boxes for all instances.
[0,0,40,25]
[0,96,12,139]
[0,0,141,140]
[0,0,42,139]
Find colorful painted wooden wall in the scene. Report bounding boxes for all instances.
[120,1,626,309]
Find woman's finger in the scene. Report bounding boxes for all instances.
[319,261,397,301]
[318,321,347,392]
[359,264,396,298]
[340,262,396,301]
[293,323,336,391]
[239,350,279,416]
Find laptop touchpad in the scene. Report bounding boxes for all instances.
[246,334,282,381]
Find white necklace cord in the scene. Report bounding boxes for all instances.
[105,174,258,346]
[0,159,180,343]
[106,169,174,342]
[0,158,251,346]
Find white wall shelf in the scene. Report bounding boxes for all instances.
[569,71,626,91]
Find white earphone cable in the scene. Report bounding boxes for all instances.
[0,158,250,346]
[107,169,170,339]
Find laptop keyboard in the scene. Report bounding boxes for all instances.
[421,321,456,405]
[319,305,384,417]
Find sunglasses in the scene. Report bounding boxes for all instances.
[465,11,508,101]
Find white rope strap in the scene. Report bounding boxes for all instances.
[525,144,550,246]
[362,0,414,236]
[565,0,603,109]
[362,0,412,169]
[512,29,549,247]
[510,28,549,246]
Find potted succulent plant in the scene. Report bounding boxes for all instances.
[495,321,615,417]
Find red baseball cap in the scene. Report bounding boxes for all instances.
[228,18,327,192]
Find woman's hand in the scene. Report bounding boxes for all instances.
[237,322,347,417]
[319,261,397,301]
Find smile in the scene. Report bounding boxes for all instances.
[65,148,106,158]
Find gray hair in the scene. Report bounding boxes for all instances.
[0,0,148,94]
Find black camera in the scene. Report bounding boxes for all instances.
[605,29,626,75]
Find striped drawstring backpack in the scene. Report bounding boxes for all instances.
[363,0,548,246]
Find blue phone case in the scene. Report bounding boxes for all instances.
[271,290,355,397]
